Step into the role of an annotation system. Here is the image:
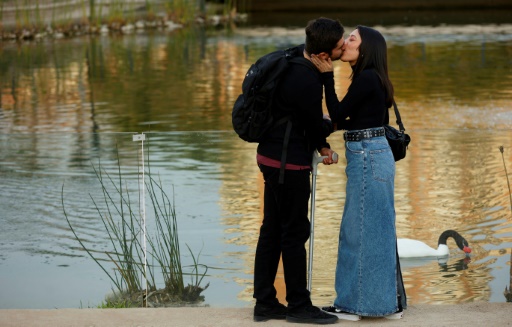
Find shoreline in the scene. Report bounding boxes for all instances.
[1,302,511,326]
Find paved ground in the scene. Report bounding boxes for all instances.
[1,302,511,326]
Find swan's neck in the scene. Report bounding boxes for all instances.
[436,244,449,256]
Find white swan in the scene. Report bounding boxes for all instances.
[398,230,472,258]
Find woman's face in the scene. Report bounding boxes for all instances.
[341,29,361,66]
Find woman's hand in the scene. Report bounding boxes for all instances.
[310,54,333,73]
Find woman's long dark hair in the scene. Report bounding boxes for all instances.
[351,25,394,108]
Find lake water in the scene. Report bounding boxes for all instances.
[1,20,512,309]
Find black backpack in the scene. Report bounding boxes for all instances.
[231,46,306,143]
[231,46,314,183]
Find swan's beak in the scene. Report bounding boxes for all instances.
[463,246,472,254]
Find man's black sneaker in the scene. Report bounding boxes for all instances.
[321,306,361,321]
[286,305,338,324]
[253,302,287,322]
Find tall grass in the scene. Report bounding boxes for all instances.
[164,0,196,23]
[1,0,239,34]
[107,0,127,25]
[0,2,3,29]
[62,143,208,307]
[499,146,512,213]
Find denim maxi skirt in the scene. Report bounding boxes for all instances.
[334,133,407,316]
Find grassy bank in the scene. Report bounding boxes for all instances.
[0,0,246,41]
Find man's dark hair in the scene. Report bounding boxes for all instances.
[305,17,344,55]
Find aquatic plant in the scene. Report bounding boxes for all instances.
[97,298,134,308]
[62,143,208,307]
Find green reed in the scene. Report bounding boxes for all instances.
[164,0,196,23]
[500,146,512,302]
[91,0,105,27]
[31,0,44,30]
[106,0,127,25]
[97,298,133,308]
[62,143,208,306]
[145,178,184,295]
[499,146,512,213]
[21,0,28,27]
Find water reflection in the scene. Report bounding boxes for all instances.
[1,23,512,308]
[399,256,470,271]
[2,25,512,134]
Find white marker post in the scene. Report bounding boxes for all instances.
[132,133,148,307]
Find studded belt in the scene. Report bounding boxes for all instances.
[343,127,385,141]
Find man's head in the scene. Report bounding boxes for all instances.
[305,17,345,61]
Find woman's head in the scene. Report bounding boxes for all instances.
[340,28,361,65]
[344,25,394,106]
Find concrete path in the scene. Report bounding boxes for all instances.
[1,302,511,326]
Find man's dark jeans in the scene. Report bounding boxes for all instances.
[253,164,312,309]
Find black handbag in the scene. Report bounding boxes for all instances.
[384,101,411,162]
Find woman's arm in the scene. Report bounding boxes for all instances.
[309,55,350,128]
[310,56,377,128]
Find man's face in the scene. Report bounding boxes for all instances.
[329,37,345,61]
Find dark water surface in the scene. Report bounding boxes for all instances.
[1,20,512,308]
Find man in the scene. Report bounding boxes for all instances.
[253,17,344,324]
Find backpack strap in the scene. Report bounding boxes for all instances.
[275,53,316,184]
[279,120,293,184]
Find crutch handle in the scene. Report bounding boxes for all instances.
[312,152,327,176]
[312,151,338,175]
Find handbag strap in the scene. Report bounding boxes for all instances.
[392,100,406,133]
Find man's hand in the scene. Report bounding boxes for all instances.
[319,147,339,165]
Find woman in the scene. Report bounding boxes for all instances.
[310,25,407,321]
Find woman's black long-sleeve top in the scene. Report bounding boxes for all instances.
[321,68,388,130]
